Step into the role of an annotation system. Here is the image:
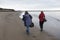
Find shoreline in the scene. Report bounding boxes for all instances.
[0,12,59,40]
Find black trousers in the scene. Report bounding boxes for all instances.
[39,21,44,30]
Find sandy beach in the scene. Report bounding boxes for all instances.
[0,12,59,40]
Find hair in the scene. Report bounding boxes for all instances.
[25,11,28,15]
[41,11,44,14]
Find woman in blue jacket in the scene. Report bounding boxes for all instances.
[22,11,32,34]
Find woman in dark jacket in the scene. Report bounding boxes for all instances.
[39,11,45,32]
[22,11,32,34]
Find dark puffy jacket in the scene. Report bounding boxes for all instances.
[22,14,32,26]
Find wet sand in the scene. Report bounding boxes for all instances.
[0,12,58,40]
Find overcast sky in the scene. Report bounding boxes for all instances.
[0,0,60,10]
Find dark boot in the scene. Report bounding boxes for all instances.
[41,28,43,32]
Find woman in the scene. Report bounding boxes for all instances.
[22,11,32,34]
[39,11,45,32]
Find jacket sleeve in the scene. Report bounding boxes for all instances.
[22,15,25,21]
[43,13,45,18]
[29,15,32,19]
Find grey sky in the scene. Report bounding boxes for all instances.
[0,0,60,10]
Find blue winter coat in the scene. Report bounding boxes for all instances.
[23,14,32,26]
